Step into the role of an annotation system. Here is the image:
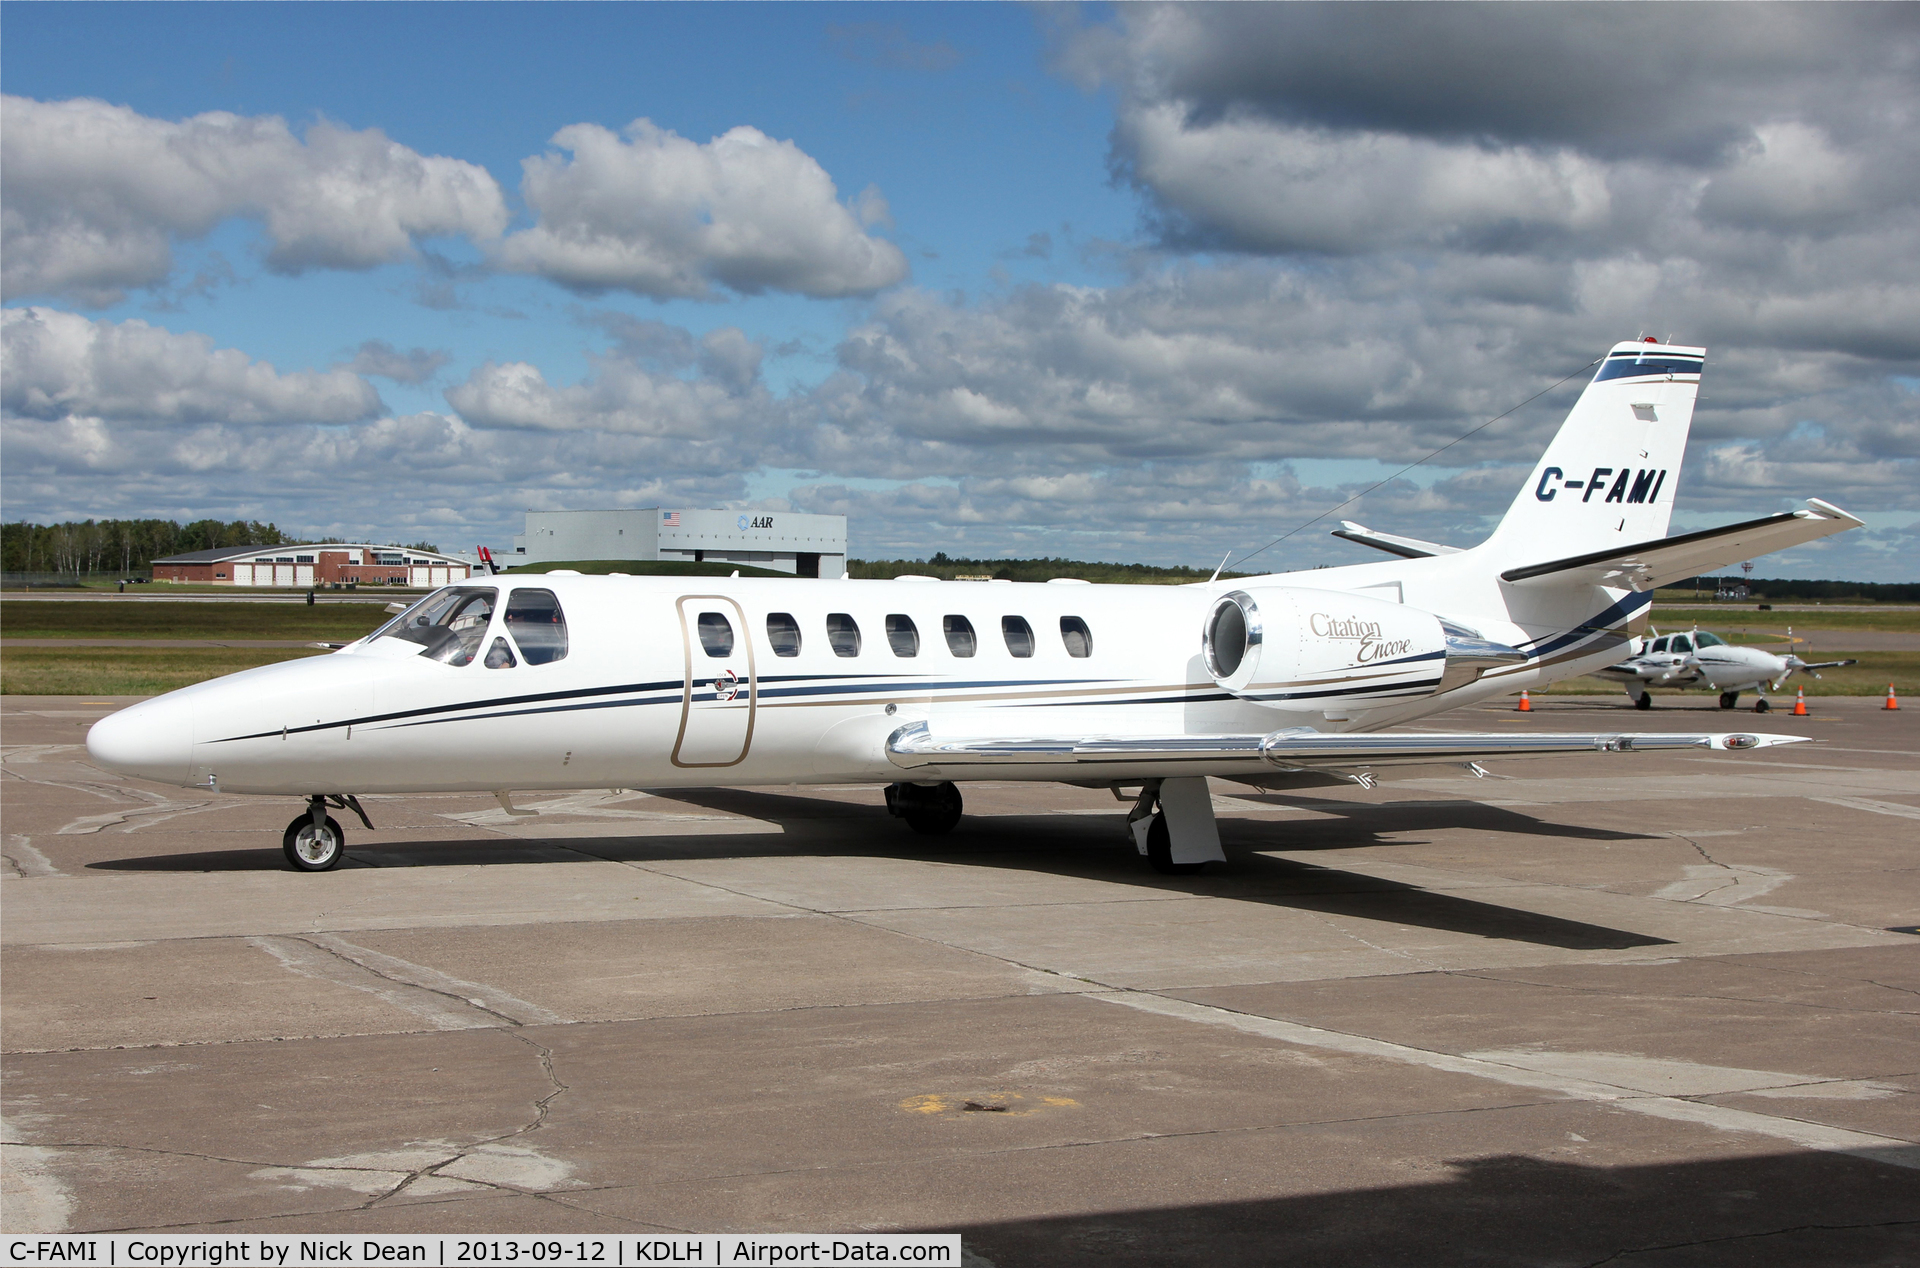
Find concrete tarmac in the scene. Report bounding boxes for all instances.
[3,694,1916,1263]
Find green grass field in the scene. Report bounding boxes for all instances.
[0,601,393,640]
[0,646,327,695]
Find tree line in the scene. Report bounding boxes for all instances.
[2,518,304,577]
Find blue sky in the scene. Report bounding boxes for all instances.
[4,3,1916,578]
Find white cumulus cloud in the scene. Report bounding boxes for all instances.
[495,119,908,299]
[1,95,509,303]
[1,306,382,425]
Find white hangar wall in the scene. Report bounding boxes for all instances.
[514,509,846,577]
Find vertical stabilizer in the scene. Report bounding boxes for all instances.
[1484,339,1703,565]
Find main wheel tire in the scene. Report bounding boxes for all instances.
[901,782,963,836]
[283,813,345,871]
[1145,814,1205,876]
[1754,698,1771,713]
[1634,692,1653,711]
[1719,692,1739,710]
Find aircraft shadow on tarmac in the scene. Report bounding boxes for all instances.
[88,786,1670,951]
[956,1148,1920,1267]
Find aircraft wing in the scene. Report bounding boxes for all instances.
[1500,499,1863,591]
[1331,520,1463,560]
[886,721,1805,776]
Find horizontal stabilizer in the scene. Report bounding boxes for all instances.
[1500,499,1863,591]
[1331,521,1462,560]
[886,721,1804,775]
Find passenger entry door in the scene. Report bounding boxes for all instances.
[672,596,757,767]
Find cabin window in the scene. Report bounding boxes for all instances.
[373,586,498,667]
[943,615,977,657]
[1002,615,1034,658]
[886,614,920,657]
[503,588,568,664]
[827,612,862,657]
[1060,616,1092,658]
[767,612,802,657]
[697,612,735,658]
[1670,634,1692,653]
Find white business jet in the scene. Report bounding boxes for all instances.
[1596,629,1856,712]
[88,339,1862,875]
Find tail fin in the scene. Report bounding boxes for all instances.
[1482,339,1703,564]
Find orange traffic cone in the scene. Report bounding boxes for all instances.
[1885,684,1901,711]
[1517,690,1531,712]
[1792,686,1808,716]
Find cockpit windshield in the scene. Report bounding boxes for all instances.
[371,587,499,666]
[1693,632,1724,647]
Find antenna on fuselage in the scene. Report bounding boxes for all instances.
[1208,551,1232,585]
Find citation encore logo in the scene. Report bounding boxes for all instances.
[1309,612,1413,663]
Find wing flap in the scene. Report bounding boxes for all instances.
[885,721,1806,774]
[1500,499,1863,591]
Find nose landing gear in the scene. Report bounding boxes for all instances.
[281,794,374,871]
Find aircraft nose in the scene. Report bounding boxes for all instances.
[86,695,194,785]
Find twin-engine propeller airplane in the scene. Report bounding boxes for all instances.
[88,339,1863,875]
[1596,628,1857,712]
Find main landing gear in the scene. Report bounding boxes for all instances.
[886,781,964,835]
[1719,691,1740,710]
[1127,778,1226,876]
[281,794,374,872]
[1633,690,1654,710]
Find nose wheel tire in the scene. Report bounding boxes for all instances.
[283,813,345,871]
[1754,698,1771,713]
[1145,813,1206,876]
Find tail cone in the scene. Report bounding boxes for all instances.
[1792,686,1808,716]
[1886,684,1901,711]
[1517,690,1531,712]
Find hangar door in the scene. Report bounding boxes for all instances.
[672,595,757,767]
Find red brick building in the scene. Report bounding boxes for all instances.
[151,544,475,588]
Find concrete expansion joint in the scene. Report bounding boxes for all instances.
[1574,1218,1920,1268]
[1434,966,1915,1019]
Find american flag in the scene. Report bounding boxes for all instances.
[661,511,680,526]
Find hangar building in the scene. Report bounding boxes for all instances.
[152,544,476,588]
[513,508,846,577]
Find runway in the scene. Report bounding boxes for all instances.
[3,694,1916,1262]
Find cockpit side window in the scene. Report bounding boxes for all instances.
[503,588,568,664]
[373,587,499,666]
[1693,632,1723,648]
[1671,635,1693,653]
[1650,637,1669,653]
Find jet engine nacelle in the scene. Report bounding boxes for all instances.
[1202,587,1524,708]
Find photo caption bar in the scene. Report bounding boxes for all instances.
[3,1236,962,1268]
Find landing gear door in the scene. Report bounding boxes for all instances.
[672,596,756,768]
